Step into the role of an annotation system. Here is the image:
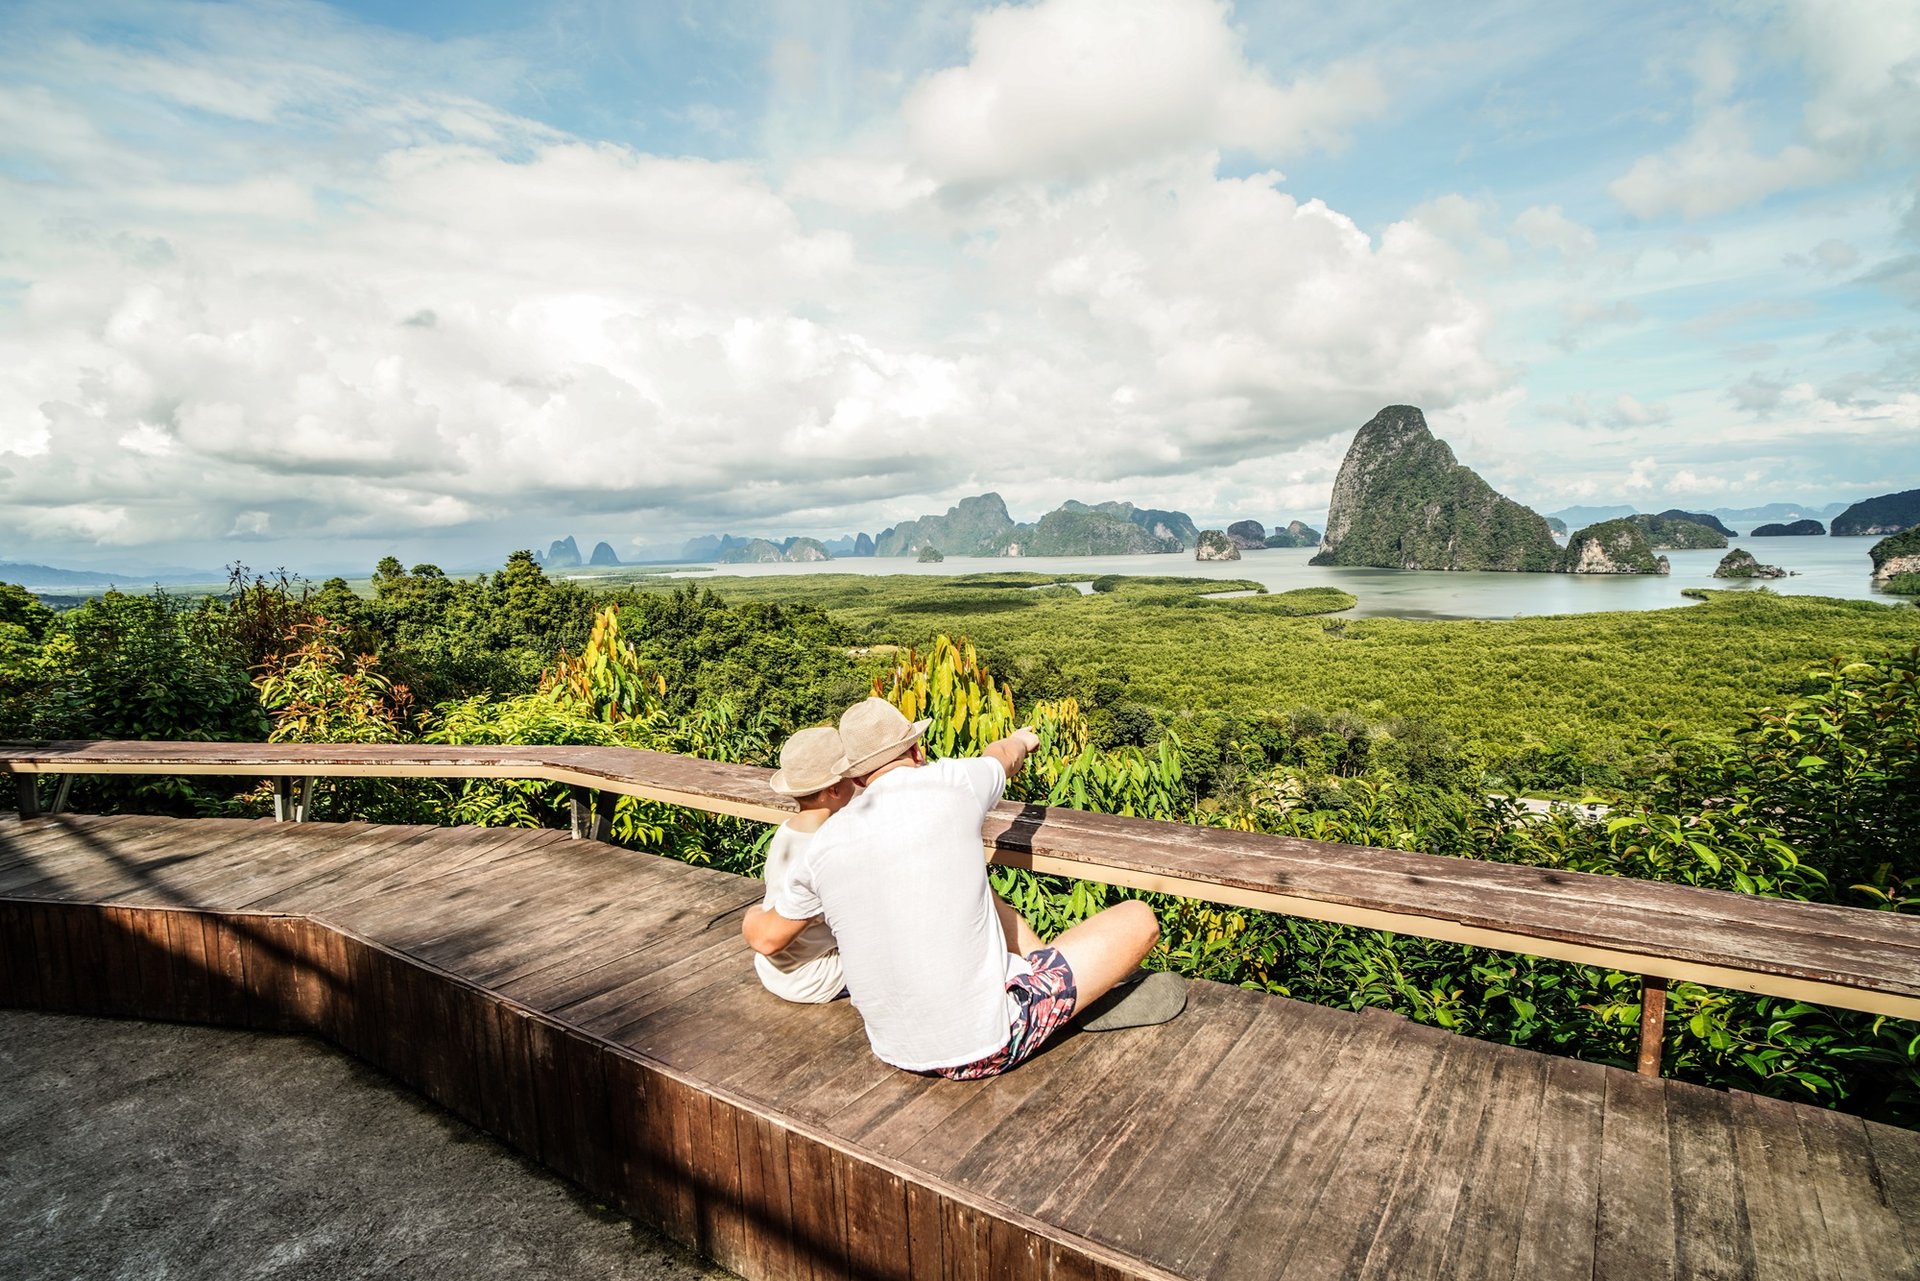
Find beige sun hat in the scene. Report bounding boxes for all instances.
[837,697,933,777]
[768,726,849,797]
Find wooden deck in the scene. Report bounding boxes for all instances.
[3,814,1915,1279]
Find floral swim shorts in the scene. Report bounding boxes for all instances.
[931,946,1078,1081]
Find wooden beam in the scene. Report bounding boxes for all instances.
[1637,978,1667,1077]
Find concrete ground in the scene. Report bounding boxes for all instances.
[0,1009,732,1281]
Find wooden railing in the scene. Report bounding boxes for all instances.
[8,739,1920,1078]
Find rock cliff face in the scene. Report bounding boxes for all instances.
[1226,520,1268,550]
[1751,519,1826,536]
[783,537,831,563]
[1058,500,1198,548]
[875,493,1017,556]
[719,538,786,564]
[1655,509,1736,537]
[1195,530,1239,561]
[545,536,582,568]
[1311,405,1562,571]
[1869,527,1920,582]
[588,541,621,567]
[821,533,875,556]
[1833,488,1920,536]
[991,507,1181,556]
[681,534,749,561]
[1264,520,1321,548]
[1559,520,1671,575]
[1714,548,1787,579]
[1629,514,1728,550]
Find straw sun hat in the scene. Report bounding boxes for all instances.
[837,697,932,778]
[768,726,849,797]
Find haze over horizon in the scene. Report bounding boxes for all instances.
[4,0,1918,573]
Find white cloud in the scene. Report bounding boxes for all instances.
[1610,105,1841,220]
[1513,204,1596,257]
[0,8,1496,555]
[1809,237,1859,272]
[1610,1,1920,220]
[1536,391,1670,430]
[900,0,1385,190]
[1556,299,1642,351]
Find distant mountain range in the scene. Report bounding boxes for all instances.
[1546,502,1850,534]
[0,561,224,590]
[669,495,1313,562]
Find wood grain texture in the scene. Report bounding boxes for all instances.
[1,813,1915,1281]
[8,741,1919,1017]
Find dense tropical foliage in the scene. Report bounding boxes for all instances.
[4,555,1917,1124]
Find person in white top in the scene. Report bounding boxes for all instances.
[744,726,851,1004]
[743,698,1161,1078]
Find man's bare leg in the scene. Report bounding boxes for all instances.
[993,894,1044,957]
[1047,900,1160,1009]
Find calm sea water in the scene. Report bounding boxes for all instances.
[648,535,1906,621]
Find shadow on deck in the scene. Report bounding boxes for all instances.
[2,813,1916,1280]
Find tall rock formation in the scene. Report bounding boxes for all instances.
[1226,520,1267,550]
[1195,530,1239,561]
[719,538,786,564]
[1714,548,1787,579]
[588,541,621,566]
[1833,488,1920,536]
[1311,406,1562,571]
[1055,500,1198,548]
[1869,527,1920,582]
[1628,514,1727,550]
[783,537,831,563]
[991,507,1181,556]
[874,493,1017,557]
[1655,509,1736,537]
[545,536,582,568]
[1559,520,1671,575]
[854,531,876,557]
[1264,520,1321,548]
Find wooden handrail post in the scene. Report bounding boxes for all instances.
[14,773,38,818]
[274,776,315,823]
[1637,977,1668,1077]
[49,775,72,815]
[569,787,612,842]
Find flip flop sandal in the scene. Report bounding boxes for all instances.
[1078,971,1188,1031]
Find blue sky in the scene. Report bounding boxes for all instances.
[2,0,1916,570]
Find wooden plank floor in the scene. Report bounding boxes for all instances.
[2,814,1916,1280]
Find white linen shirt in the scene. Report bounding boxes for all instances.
[752,823,846,1004]
[771,755,1020,1071]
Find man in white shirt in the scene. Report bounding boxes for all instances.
[743,698,1160,1078]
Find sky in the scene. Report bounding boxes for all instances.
[2,0,1917,572]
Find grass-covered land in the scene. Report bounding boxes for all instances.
[619,572,1920,788]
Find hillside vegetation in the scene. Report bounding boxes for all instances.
[634,572,1920,787]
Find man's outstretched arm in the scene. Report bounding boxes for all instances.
[742,905,813,957]
[982,726,1042,780]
